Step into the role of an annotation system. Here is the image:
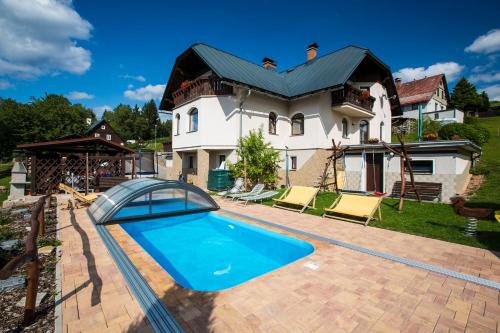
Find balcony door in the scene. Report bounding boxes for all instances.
[359,120,369,144]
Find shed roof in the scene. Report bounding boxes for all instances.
[17,137,135,154]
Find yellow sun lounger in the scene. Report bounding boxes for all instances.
[272,186,319,213]
[58,183,99,205]
[323,193,382,226]
[495,211,500,223]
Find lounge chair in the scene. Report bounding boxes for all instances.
[272,186,319,213]
[217,177,244,197]
[323,193,382,226]
[238,191,278,205]
[58,183,99,205]
[226,184,265,200]
[495,211,500,223]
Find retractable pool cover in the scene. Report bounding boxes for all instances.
[88,178,219,224]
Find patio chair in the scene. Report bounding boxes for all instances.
[272,186,319,213]
[226,183,265,200]
[58,183,99,205]
[323,193,382,226]
[217,177,244,197]
[238,191,279,205]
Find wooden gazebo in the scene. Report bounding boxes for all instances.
[17,137,135,195]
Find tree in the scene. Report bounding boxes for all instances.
[142,99,160,139]
[479,91,490,112]
[450,78,482,112]
[227,129,281,187]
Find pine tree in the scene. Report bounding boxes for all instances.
[450,77,481,112]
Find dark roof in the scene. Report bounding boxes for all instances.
[161,43,397,109]
[191,43,383,98]
[86,119,107,134]
[346,140,481,154]
[17,137,135,154]
[397,74,447,105]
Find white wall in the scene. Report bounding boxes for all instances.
[172,82,392,153]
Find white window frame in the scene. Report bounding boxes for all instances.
[94,133,100,137]
[405,159,435,175]
[106,134,112,140]
[290,156,297,170]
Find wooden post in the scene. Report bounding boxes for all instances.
[332,141,340,193]
[132,156,136,179]
[23,257,40,325]
[85,152,89,196]
[398,154,406,212]
[31,154,37,195]
[38,203,45,237]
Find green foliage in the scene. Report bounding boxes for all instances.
[422,117,442,136]
[0,95,95,160]
[438,122,490,145]
[450,77,489,112]
[103,100,171,142]
[227,129,281,187]
[37,237,62,248]
[470,164,490,175]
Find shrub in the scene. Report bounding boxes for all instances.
[438,122,490,145]
[470,164,490,175]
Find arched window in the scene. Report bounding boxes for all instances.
[291,113,304,136]
[379,121,384,140]
[189,108,198,132]
[359,120,369,144]
[342,118,348,138]
[269,112,277,134]
[175,114,180,135]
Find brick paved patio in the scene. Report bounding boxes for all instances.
[59,198,500,332]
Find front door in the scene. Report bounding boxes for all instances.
[366,153,383,192]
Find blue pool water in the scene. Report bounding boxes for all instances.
[120,211,314,291]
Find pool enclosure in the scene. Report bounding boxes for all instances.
[88,178,219,224]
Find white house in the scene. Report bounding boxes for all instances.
[394,74,464,124]
[159,43,400,188]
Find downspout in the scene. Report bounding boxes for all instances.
[239,89,252,140]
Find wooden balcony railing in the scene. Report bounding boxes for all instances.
[172,77,233,106]
[331,84,376,112]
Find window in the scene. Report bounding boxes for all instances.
[269,112,277,134]
[379,121,384,140]
[359,120,369,144]
[94,133,100,137]
[342,118,349,138]
[405,160,434,174]
[291,113,304,135]
[441,105,445,110]
[189,108,198,132]
[175,114,180,135]
[106,134,112,140]
[434,112,439,120]
[290,156,297,170]
[188,156,194,169]
[101,125,106,130]
[435,103,438,111]
[380,96,384,109]
[218,155,226,166]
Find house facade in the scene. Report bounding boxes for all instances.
[86,119,126,146]
[394,74,463,123]
[159,43,401,188]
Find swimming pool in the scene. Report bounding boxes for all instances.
[120,211,314,291]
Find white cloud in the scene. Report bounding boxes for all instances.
[93,105,112,118]
[469,72,500,84]
[120,74,146,82]
[124,84,165,101]
[0,79,14,89]
[66,90,94,100]
[393,62,465,83]
[0,0,92,79]
[481,84,500,100]
[127,83,134,89]
[465,29,500,54]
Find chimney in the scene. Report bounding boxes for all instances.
[395,78,402,89]
[262,57,276,70]
[307,42,318,62]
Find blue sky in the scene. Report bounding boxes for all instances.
[1,0,500,118]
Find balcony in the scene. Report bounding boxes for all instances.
[331,84,376,117]
[172,77,233,107]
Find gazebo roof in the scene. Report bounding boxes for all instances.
[17,137,135,154]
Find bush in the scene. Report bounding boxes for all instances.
[470,164,490,175]
[438,122,490,145]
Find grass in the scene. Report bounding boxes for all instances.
[468,117,500,209]
[0,162,12,205]
[254,189,500,251]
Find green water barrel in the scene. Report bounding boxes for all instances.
[207,169,232,191]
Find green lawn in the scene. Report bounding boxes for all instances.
[256,190,500,251]
[0,163,12,205]
[468,117,500,209]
